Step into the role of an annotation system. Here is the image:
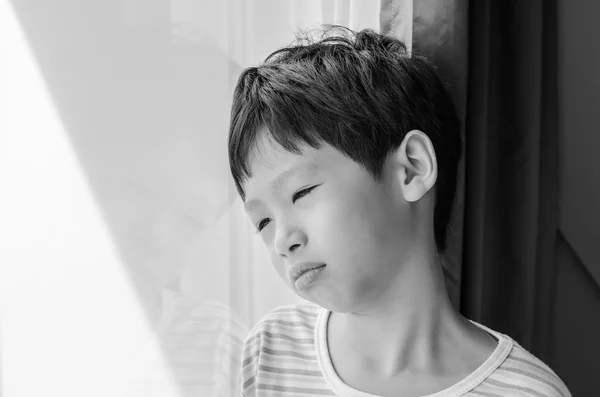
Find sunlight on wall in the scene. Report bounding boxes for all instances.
[0,3,175,396]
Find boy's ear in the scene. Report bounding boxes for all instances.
[390,130,438,203]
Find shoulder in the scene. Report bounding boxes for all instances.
[243,301,320,355]
[252,301,321,333]
[485,337,571,397]
[241,302,322,396]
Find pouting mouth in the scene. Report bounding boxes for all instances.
[289,263,326,283]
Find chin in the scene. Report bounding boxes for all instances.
[305,292,358,314]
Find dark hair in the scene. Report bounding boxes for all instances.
[228,26,462,254]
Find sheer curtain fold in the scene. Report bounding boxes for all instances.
[380,0,413,51]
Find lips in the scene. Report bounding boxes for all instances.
[288,261,326,285]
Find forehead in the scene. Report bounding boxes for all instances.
[252,132,316,166]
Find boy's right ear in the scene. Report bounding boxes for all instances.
[389,130,438,203]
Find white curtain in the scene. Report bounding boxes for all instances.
[1,1,384,396]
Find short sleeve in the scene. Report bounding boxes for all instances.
[240,324,264,397]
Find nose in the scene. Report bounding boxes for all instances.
[274,221,307,258]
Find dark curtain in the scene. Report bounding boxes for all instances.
[460,0,558,364]
[381,0,559,365]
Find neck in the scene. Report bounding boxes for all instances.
[328,247,468,376]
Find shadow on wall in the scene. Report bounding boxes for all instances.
[12,0,247,395]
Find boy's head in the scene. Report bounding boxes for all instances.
[227,26,462,311]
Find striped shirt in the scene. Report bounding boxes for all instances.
[241,303,571,397]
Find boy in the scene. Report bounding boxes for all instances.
[228,26,570,397]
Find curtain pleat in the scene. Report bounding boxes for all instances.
[461,0,558,362]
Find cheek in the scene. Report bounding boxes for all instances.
[268,247,290,283]
[316,192,389,246]
[311,189,401,273]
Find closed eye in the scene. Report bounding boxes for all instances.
[255,185,320,234]
[255,218,271,234]
[292,185,318,203]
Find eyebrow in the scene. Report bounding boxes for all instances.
[244,163,319,213]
